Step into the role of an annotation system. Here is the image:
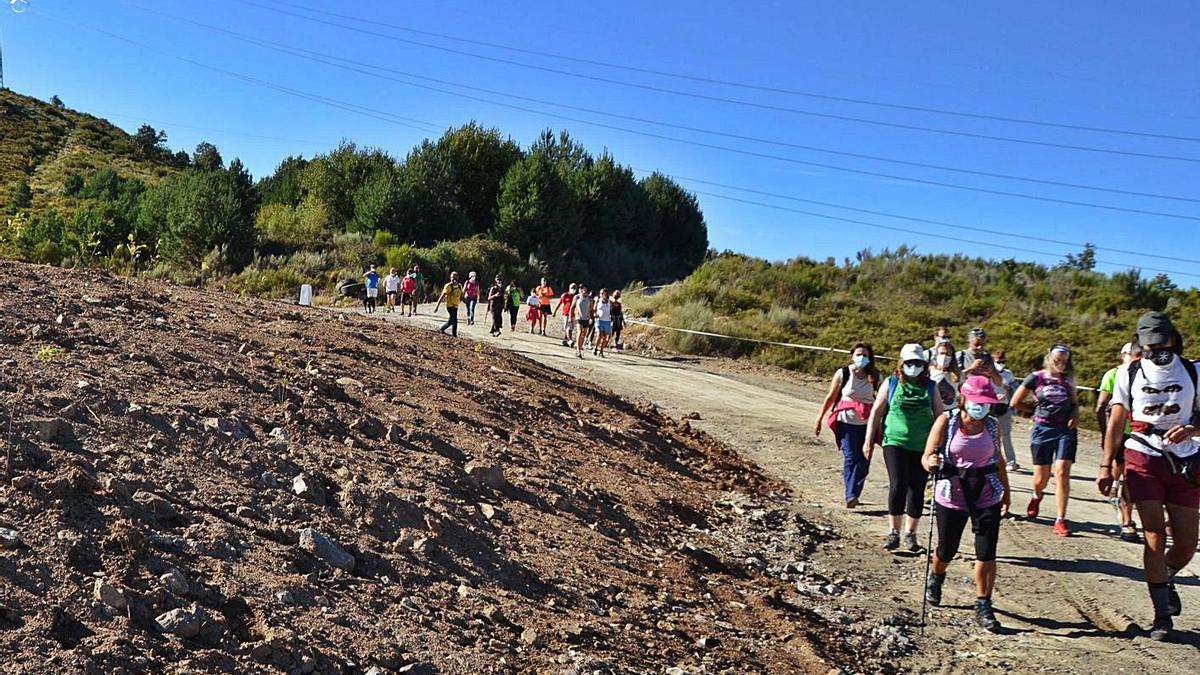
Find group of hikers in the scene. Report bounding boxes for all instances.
[361,266,627,358]
[813,312,1198,640]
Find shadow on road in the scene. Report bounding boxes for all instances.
[998,554,1199,587]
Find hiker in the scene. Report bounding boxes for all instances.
[991,349,1020,471]
[1096,342,1144,544]
[956,328,987,374]
[384,267,402,313]
[526,289,542,333]
[555,283,578,347]
[1010,344,1079,536]
[572,285,594,359]
[814,343,882,508]
[925,326,951,363]
[505,281,522,331]
[463,272,481,326]
[535,277,555,337]
[611,290,625,350]
[412,265,426,310]
[401,271,417,316]
[929,340,960,408]
[922,375,1011,632]
[434,271,464,337]
[594,288,614,357]
[486,276,505,337]
[1098,312,1199,641]
[866,343,945,552]
[362,265,380,313]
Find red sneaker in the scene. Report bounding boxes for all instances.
[1026,495,1042,519]
[1053,520,1071,537]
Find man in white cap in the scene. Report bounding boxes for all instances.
[1099,311,1200,641]
[1095,342,1144,543]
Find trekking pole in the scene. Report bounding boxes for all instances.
[920,459,940,636]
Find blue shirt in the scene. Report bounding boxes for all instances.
[364,271,380,289]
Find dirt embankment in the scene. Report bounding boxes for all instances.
[0,261,904,674]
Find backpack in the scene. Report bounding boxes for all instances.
[938,410,1001,515]
[886,375,938,409]
[838,366,880,395]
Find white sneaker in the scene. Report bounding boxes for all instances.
[1006,461,1019,471]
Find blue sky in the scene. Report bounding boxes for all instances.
[3,1,1198,283]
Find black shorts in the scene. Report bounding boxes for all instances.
[577,319,592,328]
[539,304,552,315]
[386,290,398,298]
[936,503,1002,563]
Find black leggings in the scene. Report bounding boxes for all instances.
[508,306,518,328]
[883,446,929,518]
[935,503,1001,563]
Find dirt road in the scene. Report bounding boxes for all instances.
[358,305,1198,671]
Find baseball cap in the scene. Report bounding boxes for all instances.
[900,343,927,363]
[961,376,1003,404]
[1120,342,1140,356]
[969,327,987,340]
[1136,311,1176,347]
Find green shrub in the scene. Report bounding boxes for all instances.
[663,300,714,354]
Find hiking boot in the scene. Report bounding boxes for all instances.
[1120,523,1141,544]
[1149,615,1173,641]
[1026,495,1042,519]
[883,531,900,550]
[1168,583,1182,617]
[845,497,859,509]
[1053,519,1071,537]
[903,531,920,553]
[925,573,944,606]
[975,598,1001,632]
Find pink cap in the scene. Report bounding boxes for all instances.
[960,375,1003,404]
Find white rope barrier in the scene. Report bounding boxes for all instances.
[625,317,1103,392]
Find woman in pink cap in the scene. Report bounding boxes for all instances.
[921,375,1012,632]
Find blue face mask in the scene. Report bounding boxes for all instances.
[965,402,991,420]
[902,363,924,378]
[852,355,870,369]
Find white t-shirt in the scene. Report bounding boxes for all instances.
[596,301,612,322]
[1113,357,1199,458]
[384,274,401,293]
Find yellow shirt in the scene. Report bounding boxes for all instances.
[443,282,463,308]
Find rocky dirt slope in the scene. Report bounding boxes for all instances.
[0,260,898,674]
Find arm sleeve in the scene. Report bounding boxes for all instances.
[1020,372,1039,390]
[1111,364,1131,410]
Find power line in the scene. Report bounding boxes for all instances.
[110,7,1200,223]
[27,9,1200,280]
[31,8,443,136]
[129,5,1200,206]
[237,0,1200,164]
[640,169,1200,267]
[257,0,1200,145]
[690,189,1200,280]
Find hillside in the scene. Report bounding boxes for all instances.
[625,248,1200,401]
[0,259,898,674]
[1,90,708,295]
[0,88,177,215]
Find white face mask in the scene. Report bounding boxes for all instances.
[936,355,952,369]
[903,363,924,378]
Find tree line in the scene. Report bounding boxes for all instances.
[4,120,708,292]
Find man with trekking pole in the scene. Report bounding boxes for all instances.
[1098,311,1200,641]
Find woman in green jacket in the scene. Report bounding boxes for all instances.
[866,343,945,552]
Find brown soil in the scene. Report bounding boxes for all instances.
[0,261,898,674]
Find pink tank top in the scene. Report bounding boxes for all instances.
[934,415,1004,511]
